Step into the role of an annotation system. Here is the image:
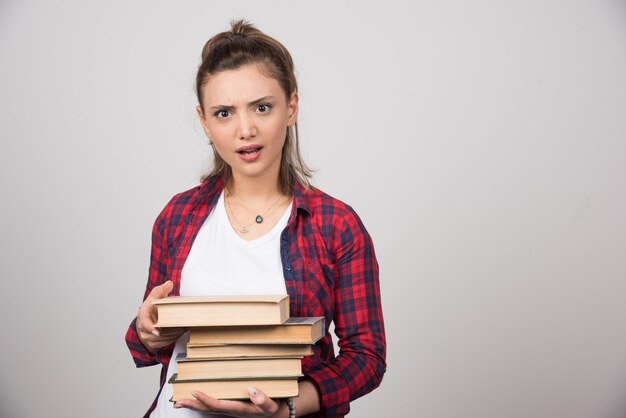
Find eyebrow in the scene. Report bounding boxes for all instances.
[209,96,274,111]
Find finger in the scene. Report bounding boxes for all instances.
[248,387,278,415]
[151,325,184,338]
[158,327,186,338]
[148,280,173,302]
[190,392,257,415]
[137,305,157,331]
[140,281,173,329]
[174,398,209,413]
[176,392,228,414]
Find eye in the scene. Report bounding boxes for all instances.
[213,109,230,119]
[256,103,272,113]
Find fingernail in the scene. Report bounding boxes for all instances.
[151,329,160,336]
[191,391,198,398]
[247,386,258,396]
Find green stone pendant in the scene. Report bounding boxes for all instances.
[255,215,263,224]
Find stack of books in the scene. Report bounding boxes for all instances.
[153,295,324,401]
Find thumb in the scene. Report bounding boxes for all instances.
[149,280,173,301]
[247,387,272,411]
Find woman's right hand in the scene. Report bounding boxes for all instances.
[136,280,186,354]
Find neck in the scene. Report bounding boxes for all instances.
[227,172,285,203]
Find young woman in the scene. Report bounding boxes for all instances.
[125,20,386,418]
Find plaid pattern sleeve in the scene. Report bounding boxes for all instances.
[286,185,386,418]
[124,196,175,367]
[304,204,386,418]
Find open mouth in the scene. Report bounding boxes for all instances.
[236,144,263,161]
[236,145,263,155]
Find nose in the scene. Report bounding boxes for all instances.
[236,113,257,140]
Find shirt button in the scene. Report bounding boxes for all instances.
[285,266,292,271]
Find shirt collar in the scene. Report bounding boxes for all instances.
[292,181,313,216]
[195,175,312,216]
[195,176,224,207]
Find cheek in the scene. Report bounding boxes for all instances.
[207,128,233,158]
[261,117,289,143]
[207,123,234,146]
[211,136,232,155]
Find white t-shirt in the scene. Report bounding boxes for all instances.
[150,191,292,418]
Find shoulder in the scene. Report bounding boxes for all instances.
[296,183,369,236]
[296,184,376,265]
[162,185,201,212]
[159,176,223,217]
[153,176,224,236]
[297,184,351,217]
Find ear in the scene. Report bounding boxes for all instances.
[287,92,299,127]
[196,105,212,139]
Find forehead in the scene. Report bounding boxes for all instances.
[203,64,284,105]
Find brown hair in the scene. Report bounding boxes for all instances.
[196,19,312,194]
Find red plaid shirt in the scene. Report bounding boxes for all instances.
[125,176,386,418]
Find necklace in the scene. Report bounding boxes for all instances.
[225,194,288,234]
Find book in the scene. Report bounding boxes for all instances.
[153,294,289,327]
[186,343,314,359]
[169,373,300,401]
[176,353,302,379]
[189,317,324,345]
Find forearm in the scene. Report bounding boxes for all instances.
[273,380,321,418]
[295,380,321,416]
[305,344,385,417]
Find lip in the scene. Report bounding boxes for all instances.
[236,144,263,153]
[236,144,263,162]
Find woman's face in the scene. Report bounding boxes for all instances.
[197,64,298,185]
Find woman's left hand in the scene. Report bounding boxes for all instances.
[174,386,283,417]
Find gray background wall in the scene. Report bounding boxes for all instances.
[1,1,626,417]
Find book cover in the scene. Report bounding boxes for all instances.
[176,353,302,379]
[169,373,300,401]
[153,294,289,327]
[185,343,314,359]
[189,317,324,345]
